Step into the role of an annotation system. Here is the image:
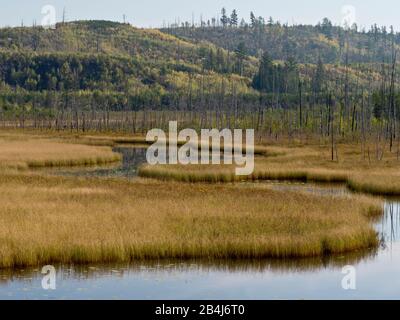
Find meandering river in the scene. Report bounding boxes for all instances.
[2,147,400,299]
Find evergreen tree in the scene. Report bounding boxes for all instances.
[284,56,298,93]
[220,8,228,28]
[250,12,256,28]
[320,17,333,39]
[230,10,238,27]
[252,52,274,92]
[235,42,247,75]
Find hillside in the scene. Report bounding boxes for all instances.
[0,19,396,127]
[0,20,259,117]
[161,19,400,92]
[162,19,399,65]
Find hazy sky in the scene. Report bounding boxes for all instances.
[1,0,400,30]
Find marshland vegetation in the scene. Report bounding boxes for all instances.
[0,132,387,268]
[2,16,400,268]
[139,142,400,196]
[0,167,382,268]
[0,136,121,170]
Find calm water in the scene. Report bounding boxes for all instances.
[4,147,400,300]
[43,147,148,178]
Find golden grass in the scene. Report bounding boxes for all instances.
[139,144,400,196]
[0,137,121,170]
[347,173,400,196]
[0,132,387,267]
[0,172,382,268]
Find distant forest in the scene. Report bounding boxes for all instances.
[0,11,399,146]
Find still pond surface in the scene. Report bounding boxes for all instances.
[2,147,400,300]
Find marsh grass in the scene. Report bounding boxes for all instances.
[138,163,350,184]
[0,138,121,170]
[0,173,383,268]
[139,144,400,196]
[0,132,388,267]
[347,173,400,196]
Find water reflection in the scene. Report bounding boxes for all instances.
[45,147,148,178]
[0,252,379,300]
[5,147,400,299]
[0,250,379,285]
[378,201,400,247]
[45,146,238,179]
[1,201,397,299]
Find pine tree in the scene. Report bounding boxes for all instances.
[230,10,238,27]
[284,56,298,93]
[220,8,228,28]
[321,18,333,39]
[252,52,274,92]
[250,12,257,28]
[235,42,247,75]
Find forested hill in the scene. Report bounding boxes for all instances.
[0,19,391,96]
[0,19,395,123]
[0,20,257,76]
[162,17,399,65]
[0,20,258,110]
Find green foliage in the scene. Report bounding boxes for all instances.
[0,21,260,113]
[165,16,400,64]
[252,53,299,94]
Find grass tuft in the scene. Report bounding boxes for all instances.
[0,172,383,268]
[139,143,400,196]
[0,133,388,267]
[0,137,121,170]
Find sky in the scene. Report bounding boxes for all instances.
[1,0,400,30]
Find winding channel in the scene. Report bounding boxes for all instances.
[1,147,399,299]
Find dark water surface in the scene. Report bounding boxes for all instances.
[3,147,400,299]
[44,146,148,178]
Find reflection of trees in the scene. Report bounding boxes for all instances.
[381,201,400,246]
[0,248,378,285]
[2,186,399,285]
